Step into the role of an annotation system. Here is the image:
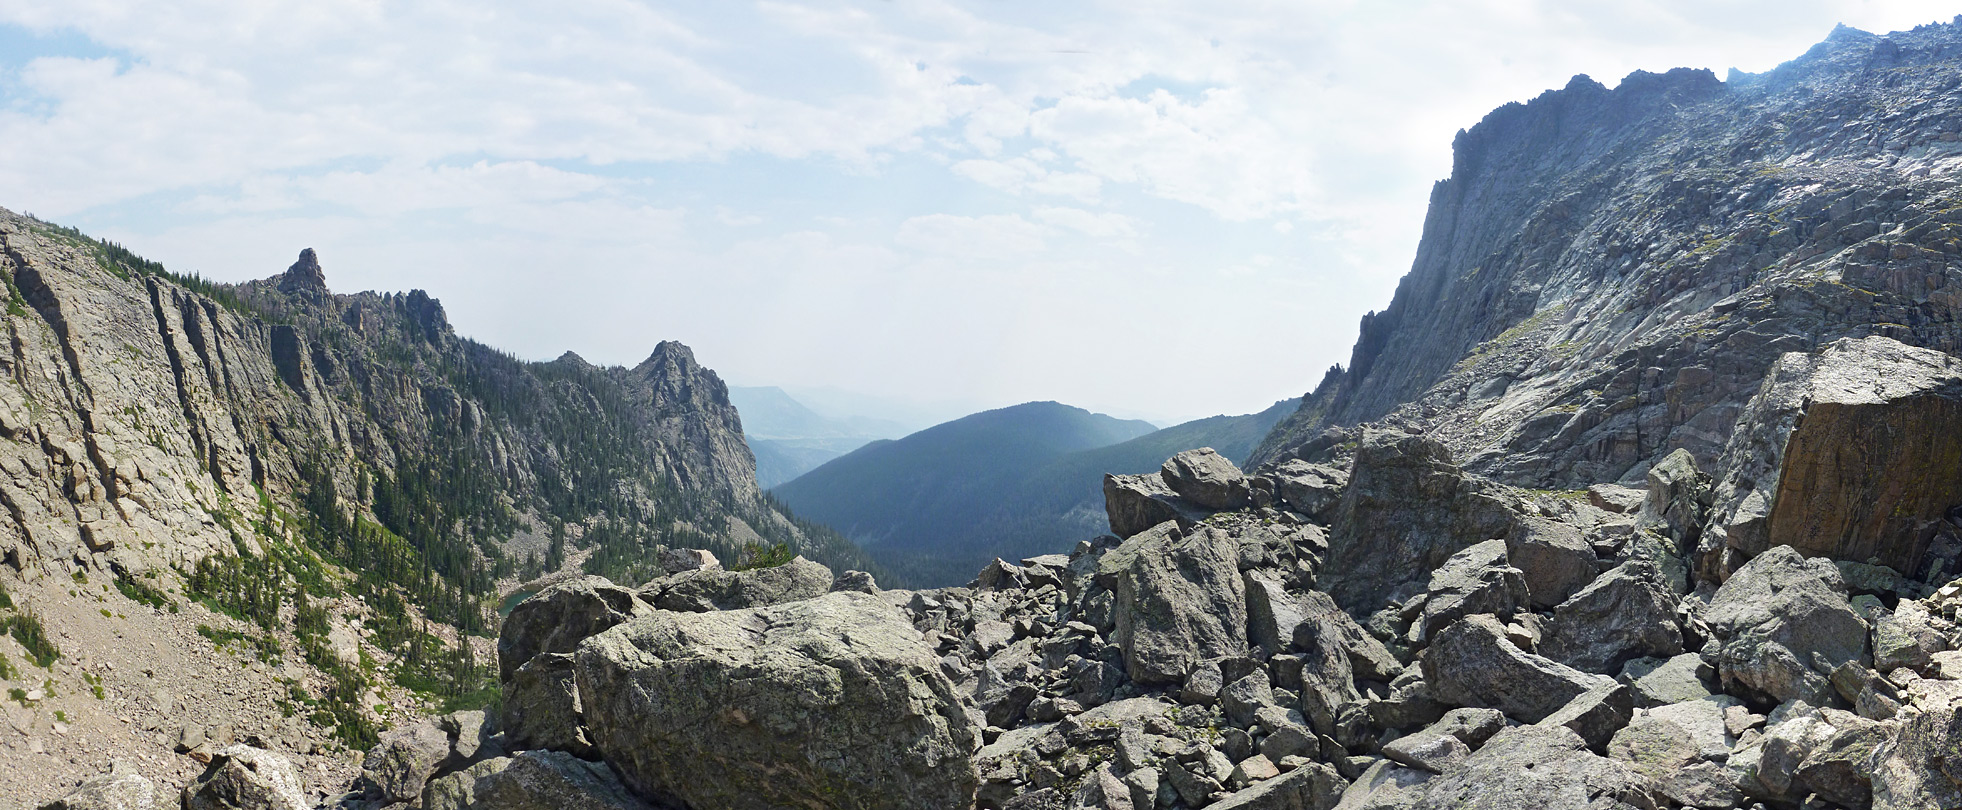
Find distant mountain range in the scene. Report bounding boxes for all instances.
[772,398,1294,585]
[728,386,916,487]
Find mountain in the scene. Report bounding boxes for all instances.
[437,23,1962,810]
[771,401,1156,583]
[772,399,1292,586]
[0,210,876,804]
[726,385,904,487]
[1251,22,1962,491]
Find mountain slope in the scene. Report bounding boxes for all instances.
[1252,22,1962,489]
[0,211,875,803]
[774,399,1291,585]
[771,401,1155,582]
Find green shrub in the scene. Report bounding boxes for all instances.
[3,612,59,668]
[728,542,795,572]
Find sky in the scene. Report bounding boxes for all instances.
[0,2,1955,426]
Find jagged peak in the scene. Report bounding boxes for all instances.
[278,248,328,295]
[554,350,591,367]
[638,340,699,371]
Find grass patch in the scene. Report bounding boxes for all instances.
[728,542,795,572]
[3,612,59,668]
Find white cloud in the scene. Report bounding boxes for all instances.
[1033,207,1136,239]
[894,213,1049,259]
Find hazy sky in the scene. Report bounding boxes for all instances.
[0,2,1954,424]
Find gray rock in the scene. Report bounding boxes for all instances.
[36,761,155,810]
[1505,517,1599,611]
[1270,460,1349,521]
[1422,614,1614,723]
[1704,545,1869,704]
[1872,600,1949,673]
[1538,560,1683,675]
[1208,761,1347,810]
[1586,485,1647,515]
[1657,761,1743,810]
[1319,430,1519,614]
[1618,654,1714,707]
[1607,714,1700,779]
[1162,448,1253,510]
[1704,337,1962,581]
[1330,760,1431,810]
[1293,590,1403,684]
[1636,448,1711,554]
[422,751,653,810]
[498,576,651,682]
[1870,698,1962,810]
[1381,733,1469,774]
[1412,725,1660,810]
[1748,702,1842,804]
[1221,670,1277,729]
[1534,681,1634,751]
[575,591,979,810]
[1644,696,1741,762]
[1096,522,1248,686]
[360,719,453,801]
[1792,711,1890,810]
[1103,473,1208,540]
[830,569,879,594]
[1245,570,1308,656]
[501,652,593,758]
[657,547,720,575]
[1417,540,1528,643]
[638,555,832,612]
[182,746,307,810]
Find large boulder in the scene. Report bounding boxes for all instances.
[422,751,653,810]
[1207,761,1347,810]
[182,746,307,810]
[1505,516,1599,611]
[1416,539,1529,643]
[360,719,454,801]
[1269,459,1349,520]
[36,761,156,810]
[501,652,594,758]
[1320,429,1519,613]
[1411,725,1660,810]
[574,591,980,810]
[1096,522,1248,686]
[1161,448,1253,510]
[1704,546,1869,704]
[498,576,652,681]
[1704,337,1962,581]
[1538,560,1683,675]
[1422,614,1614,723]
[638,556,832,613]
[1104,473,1209,539]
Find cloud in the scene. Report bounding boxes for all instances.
[894,213,1049,259]
[1033,207,1136,238]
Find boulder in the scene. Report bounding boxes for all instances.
[182,746,307,810]
[1606,714,1701,779]
[1538,560,1683,675]
[1292,590,1403,684]
[1618,654,1714,707]
[1534,681,1634,751]
[36,761,155,810]
[1320,430,1519,614]
[657,547,720,575]
[1416,540,1528,643]
[1270,460,1349,520]
[1870,698,1962,810]
[1096,522,1248,686]
[1644,696,1741,762]
[1704,545,1869,704]
[1636,448,1711,553]
[422,751,653,810]
[1792,712,1891,810]
[1245,570,1308,656]
[1381,733,1469,774]
[1103,473,1209,539]
[639,556,832,613]
[1872,600,1950,673]
[1162,448,1253,510]
[1422,614,1614,723]
[501,652,594,758]
[1330,760,1432,810]
[1505,517,1599,610]
[498,576,651,682]
[1208,761,1347,810]
[1704,337,1962,581]
[575,591,980,810]
[1411,725,1660,810]
[360,718,453,801]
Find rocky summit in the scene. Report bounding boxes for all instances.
[22,16,1962,810]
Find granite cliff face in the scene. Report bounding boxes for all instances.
[1253,22,1962,490]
